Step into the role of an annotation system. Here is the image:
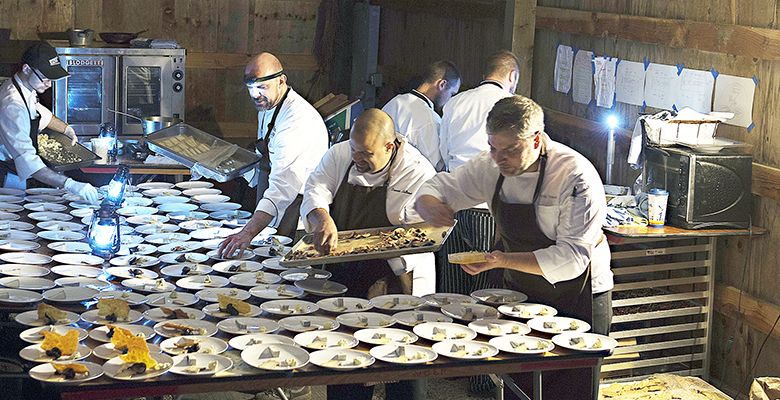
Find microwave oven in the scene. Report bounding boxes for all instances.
[644,146,752,229]
[52,45,185,136]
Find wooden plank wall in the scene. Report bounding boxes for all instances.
[530,1,780,396]
[0,0,328,147]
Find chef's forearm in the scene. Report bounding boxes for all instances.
[306,208,330,231]
[500,252,544,276]
[244,210,274,237]
[31,167,68,189]
[46,115,68,133]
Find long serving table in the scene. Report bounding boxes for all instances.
[0,186,611,400]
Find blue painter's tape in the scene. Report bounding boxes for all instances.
[641,101,647,113]
[752,75,760,86]
[747,122,755,132]
[672,104,678,112]
[710,68,719,79]
[643,57,650,70]
[592,59,596,74]
[572,46,579,54]
[676,63,684,75]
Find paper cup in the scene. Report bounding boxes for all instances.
[647,188,669,227]
[91,138,111,163]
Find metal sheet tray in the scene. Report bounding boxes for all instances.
[146,123,261,181]
[37,130,100,172]
[280,221,456,267]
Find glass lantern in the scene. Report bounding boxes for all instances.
[104,165,130,206]
[99,122,118,161]
[88,205,121,259]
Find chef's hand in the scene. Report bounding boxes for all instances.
[63,178,99,204]
[459,251,505,276]
[310,211,339,255]
[217,229,253,259]
[415,195,455,226]
[63,125,78,146]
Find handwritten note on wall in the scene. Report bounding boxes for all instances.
[593,56,618,108]
[572,50,593,105]
[676,68,715,113]
[615,60,646,106]
[644,63,679,110]
[713,74,756,128]
[554,45,574,94]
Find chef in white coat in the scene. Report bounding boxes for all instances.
[218,52,328,258]
[0,42,98,203]
[382,60,461,171]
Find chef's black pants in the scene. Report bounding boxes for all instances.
[327,380,425,400]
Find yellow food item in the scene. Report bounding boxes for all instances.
[52,362,89,374]
[41,330,79,356]
[97,298,130,321]
[447,252,487,264]
[109,325,135,351]
[37,303,66,323]
[120,335,157,370]
[217,294,251,315]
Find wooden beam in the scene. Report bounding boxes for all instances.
[505,0,537,97]
[714,283,780,341]
[535,6,780,61]
[370,0,504,20]
[752,162,780,203]
[186,52,319,71]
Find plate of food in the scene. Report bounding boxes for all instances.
[29,361,103,383]
[160,335,229,356]
[143,306,206,323]
[295,279,347,296]
[37,230,85,243]
[253,245,292,258]
[216,317,279,335]
[37,221,84,232]
[0,264,50,277]
[122,278,175,293]
[0,252,52,265]
[93,343,162,361]
[0,220,35,231]
[157,241,203,253]
[316,297,373,314]
[20,325,88,344]
[176,275,231,290]
[121,197,154,208]
[93,290,147,306]
[151,195,190,205]
[54,277,112,290]
[207,248,254,261]
[28,212,73,222]
[105,267,158,280]
[211,260,263,274]
[15,304,80,326]
[80,309,144,325]
[412,322,476,342]
[0,230,38,241]
[176,181,214,190]
[134,223,181,235]
[47,242,92,254]
[471,288,528,306]
[0,202,24,213]
[158,202,198,213]
[170,353,232,376]
[0,240,41,252]
[279,268,329,282]
[195,288,250,303]
[50,265,101,278]
[178,219,223,231]
[203,302,262,319]
[440,303,500,322]
[137,182,175,190]
[498,302,558,319]
[168,211,210,222]
[432,340,498,360]
[250,234,293,247]
[25,202,68,212]
[369,344,437,365]
[145,291,200,307]
[126,214,170,225]
[153,319,218,338]
[293,331,359,350]
[145,232,192,245]
[249,284,304,300]
[260,299,318,316]
[52,253,103,266]
[309,348,374,371]
[551,332,617,352]
[279,316,339,333]
[142,188,182,197]
[209,210,252,220]
[422,293,478,307]
[241,343,309,371]
[192,194,230,204]
[42,287,99,303]
[527,316,591,335]
[159,252,209,264]
[103,352,173,381]
[370,294,425,311]
[88,324,155,343]
[489,334,555,355]
[181,188,221,197]
[200,202,242,212]
[228,333,295,351]
[353,328,418,346]
[336,312,396,329]
[468,319,531,337]
[160,263,213,278]
[0,276,54,290]
[0,211,21,221]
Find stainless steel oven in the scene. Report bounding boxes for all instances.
[53,45,185,136]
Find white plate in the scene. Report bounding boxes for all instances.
[122,278,175,293]
[392,311,453,327]
[280,316,339,333]
[69,208,94,218]
[94,290,147,306]
[168,211,210,221]
[369,344,437,365]
[15,309,80,326]
[0,202,24,212]
[105,267,158,280]
[80,309,144,325]
[0,230,38,241]
[47,242,92,254]
[161,335,229,356]
[176,181,214,190]
[0,195,23,204]
[28,212,73,222]
[260,257,294,271]
[251,234,293,247]
[28,361,103,383]
[143,306,206,322]
[158,203,199,213]
[178,219,223,231]
[422,293,478,307]
[145,232,191,245]
[370,294,425,311]
[121,235,144,248]
[195,288,251,303]
[471,288,528,305]
[170,353,232,376]
[126,214,170,225]
[316,297,373,314]
[354,328,418,345]
[0,252,52,265]
[134,223,180,235]
[157,241,203,253]
[20,343,92,363]
[412,322,477,342]
[0,276,55,290]
[468,319,531,337]
[295,279,347,296]
[182,188,221,197]
[432,340,498,360]
[153,319,218,338]
[43,286,100,302]
[250,284,304,300]
[0,288,43,303]
[0,211,21,220]
[93,343,162,360]
[24,202,67,212]
[80,214,127,226]
[489,334,555,355]
[159,252,209,264]
[201,238,225,250]
[210,210,252,220]
[152,195,190,205]
[309,348,375,371]
[160,263,213,278]
[253,246,292,258]
[241,343,309,371]
[336,312,396,329]
[192,194,230,204]
[228,333,295,350]
[527,316,591,334]
[280,268,328,282]
[20,326,88,344]
[551,332,617,352]
[229,271,282,287]
[191,227,235,241]
[116,206,158,217]
[294,331,359,350]
[0,264,50,277]
[37,231,85,241]
[0,239,40,251]
[498,302,559,319]
[0,188,25,196]
[103,353,173,380]
[441,303,500,322]
[50,265,102,278]
[217,317,280,335]
[137,182,175,190]
[212,260,263,274]
[121,197,153,208]
[52,253,104,266]
[68,200,100,210]
[142,188,182,197]
[176,275,230,290]
[261,299,318,316]
[145,291,200,307]
[203,302,262,319]
[221,218,250,228]
[54,277,111,290]
[207,248,254,261]
[109,255,160,268]
[88,324,155,343]
[0,220,35,230]
[200,202,241,211]
[27,188,65,195]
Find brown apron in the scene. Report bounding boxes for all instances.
[491,153,594,400]
[326,149,410,298]
[0,78,41,186]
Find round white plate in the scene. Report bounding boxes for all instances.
[259,257,291,271]
[221,218,249,228]
[160,263,213,278]
[0,189,24,197]
[55,277,111,290]
[498,302,559,319]
[154,319,218,338]
[52,253,103,266]
[0,230,38,241]
[0,276,55,290]
[471,288,528,306]
[440,303,500,322]
[20,326,88,344]
[50,265,102,278]
[201,238,225,250]
[527,316,591,334]
[392,311,453,327]
[176,181,214,190]
[168,211,210,221]
[0,288,43,303]
[15,309,80,326]
[176,275,230,290]
[249,284,304,300]
[468,319,531,337]
[145,232,191,245]
[295,279,347,297]
[229,271,282,287]
[370,344,437,365]
[354,328,418,346]
[126,214,169,225]
[143,306,206,322]
[122,278,175,293]
[116,206,158,217]
[47,242,92,254]
[422,293,478,307]
[69,208,94,218]
[0,220,35,230]
[489,334,555,355]
[0,252,52,265]
[93,343,161,360]
[88,323,155,343]
[161,335,229,356]
[241,343,309,371]
[80,309,144,325]
[412,322,477,342]
[209,210,252,220]
[0,264,50,277]
[159,252,209,264]
[28,361,103,383]
[43,286,100,303]
[0,211,21,220]
[146,291,200,307]
[105,267,158,280]
[27,188,65,195]
[134,223,180,235]
[253,246,292,258]
[121,235,145,248]
[551,332,617,352]
[121,197,153,208]
[157,241,203,253]
[370,294,425,311]
[137,182,175,190]
[336,312,396,329]
[151,195,190,205]
[203,302,262,319]
[170,353,232,376]
[279,316,339,333]
[261,299,318,316]
[109,255,160,268]
[195,288,250,303]
[192,194,230,204]
[178,219,223,231]
[158,202,200,213]
[37,231,85,242]
[250,235,293,247]
[309,348,375,371]
[280,268,328,282]
[0,202,24,212]
[207,248,254,261]
[142,188,182,197]
[228,333,295,350]
[103,353,173,380]
[182,188,221,197]
[217,317,280,335]
[94,290,147,306]
[0,240,40,251]
[432,340,498,360]
[199,202,241,212]
[212,260,263,274]
[316,297,373,314]
[190,227,235,241]
[293,331,359,350]
[24,202,67,212]
[28,212,73,222]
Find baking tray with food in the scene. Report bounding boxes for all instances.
[280,222,456,267]
[37,130,100,171]
[146,123,261,182]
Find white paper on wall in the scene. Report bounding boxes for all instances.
[554,45,574,94]
[675,68,715,113]
[644,63,679,110]
[572,50,593,105]
[593,56,618,108]
[713,74,756,128]
[615,60,646,106]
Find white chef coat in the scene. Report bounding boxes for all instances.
[439,81,512,172]
[251,87,328,226]
[417,135,614,294]
[382,90,443,171]
[0,74,52,181]
[301,137,438,296]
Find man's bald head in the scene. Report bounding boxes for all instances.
[245,52,283,78]
[349,109,397,173]
[244,52,288,111]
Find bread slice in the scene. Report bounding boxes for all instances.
[37,303,67,323]
[97,298,130,321]
[447,251,488,264]
[218,294,251,315]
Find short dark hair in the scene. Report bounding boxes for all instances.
[486,95,544,139]
[421,60,461,88]
[484,50,520,78]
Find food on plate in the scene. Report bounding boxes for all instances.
[309,336,328,349]
[109,325,135,354]
[591,338,603,349]
[543,321,559,332]
[386,346,427,362]
[569,337,586,349]
[97,298,130,322]
[118,335,168,375]
[37,303,67,324]
[173,337,210,354]
[324,353,362,368]
[162,322,206,335]
[217,294,251,316]
[287,227,436,260]
[182,355,218,373]
[447,251,487,264]
[234,319,268,333]
[488,323,502,335]
[568,321,580,331]
[510,340,547,351]
[160,307,191,319]
[52,362,89,380]
[40,330,79,359]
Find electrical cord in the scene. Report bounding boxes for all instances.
[740,312,780,398]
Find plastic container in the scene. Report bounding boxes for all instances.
[647,188,669,227]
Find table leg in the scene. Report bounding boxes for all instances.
[533,371,542,400]
[498,374,532,400]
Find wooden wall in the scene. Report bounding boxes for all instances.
[530,1,780,396]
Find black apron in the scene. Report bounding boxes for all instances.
[253,87,301,238]
[491,153,594,400]
[0,78,41,186]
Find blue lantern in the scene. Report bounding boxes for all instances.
[88,205,121,258]
[105,165,130,206]
[99,122,118,161]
